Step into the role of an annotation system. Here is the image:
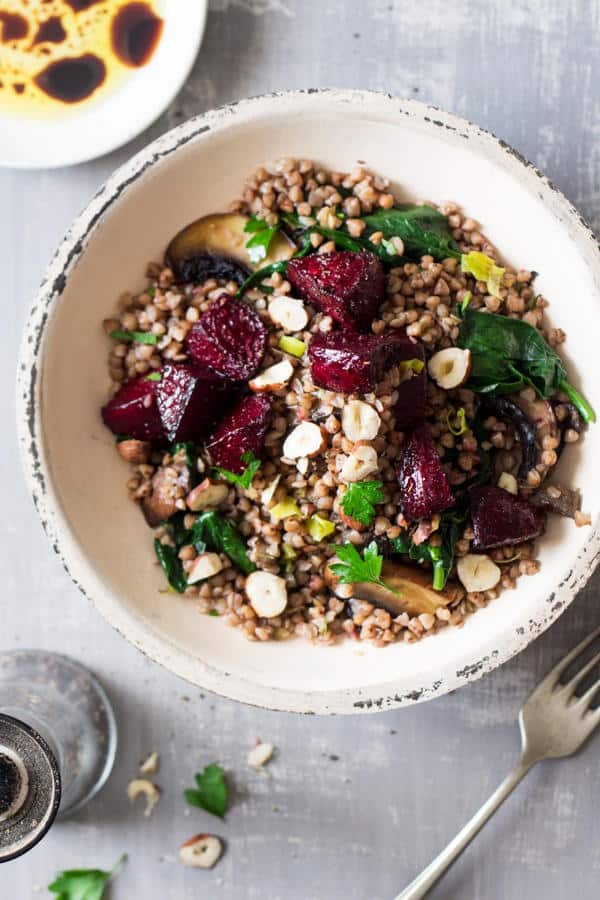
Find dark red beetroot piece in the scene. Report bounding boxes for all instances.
[395,370,427,428]
[186,294,267,380]
[397,425,455,519]
[395,343,427,429]
[470,485,545,550]
[309,331,418,394]
[101,375,164,442]
[207,393,272,473]
[155,363,232,443]
[287,251,385,331]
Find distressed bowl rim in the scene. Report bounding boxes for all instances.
[16,88,600,714]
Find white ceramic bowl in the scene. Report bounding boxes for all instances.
[16,90,600,714]
[0,0,207,169]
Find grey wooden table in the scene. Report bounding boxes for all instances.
[2,1,600,897]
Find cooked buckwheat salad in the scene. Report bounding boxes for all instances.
[101,158,594,647]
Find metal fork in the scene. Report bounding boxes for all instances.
[394,626,600,900]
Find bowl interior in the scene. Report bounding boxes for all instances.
[26,93,600,712]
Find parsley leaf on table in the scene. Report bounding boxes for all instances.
[340,481,385,527]
[184,763,228,818]
[212,451,262,490]
[48,854,126,900]
[330,541,394,590]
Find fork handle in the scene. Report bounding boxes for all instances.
[393,757,534,900]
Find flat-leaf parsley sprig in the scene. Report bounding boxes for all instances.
[184,763,228,818]
[340,481,385,527]
[330,541,397,592]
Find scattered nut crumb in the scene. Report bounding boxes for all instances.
[179,834,223,869]
[247,741,274,768]
[574,510,591,527]
[139,751,160,775]
[127,778,161,817]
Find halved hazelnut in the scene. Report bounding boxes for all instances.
[245,571,288,618]
[340,445,378,482]
[268,296,309,332]
[117,439,150,464]
[187,479,229,511]
[179,834,223,869]
[341,400,381,442]
[282,422,325,459]
[187,553,223,585]
[428,347,471,390]
[247,741,274,768]
[456,553,501,592]
[249,359,294,393]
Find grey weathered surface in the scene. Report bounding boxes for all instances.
[2,1,600,897]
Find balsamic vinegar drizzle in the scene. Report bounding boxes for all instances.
[34,52,106,103]
[0,0,164,111]
[111,2,162,68]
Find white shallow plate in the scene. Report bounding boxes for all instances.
[0,0,207,169]
[16,90,600,713]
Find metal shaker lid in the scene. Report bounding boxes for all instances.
[0,714,61,862]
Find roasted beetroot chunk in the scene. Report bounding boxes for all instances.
[186,294,267,380]
[156,363,232,443]
[207,393,272,473]
[287,251,385,331]
[470,485,545,550]
[101,375,164,442]
[395,344,427,428]
[395,370,427,428]
[309,330,417,394]
[398,425,455,519]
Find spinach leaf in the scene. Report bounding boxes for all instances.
[363,205,461,261]
[458,307,595,423]
[192,511,256,575]
[390,501,469,591]
[154,539,187,593]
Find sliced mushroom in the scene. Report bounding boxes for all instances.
[482,391,558,484]
[166,213,295,285]
[530,483,581,519]
[326,561,461,617]
[554,400,584,455]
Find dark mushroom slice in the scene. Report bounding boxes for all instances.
[482,390,558,485]
[553,400,584,456]
[165,213,296,285]
[530,483,581,519]
[327,561,461,618]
